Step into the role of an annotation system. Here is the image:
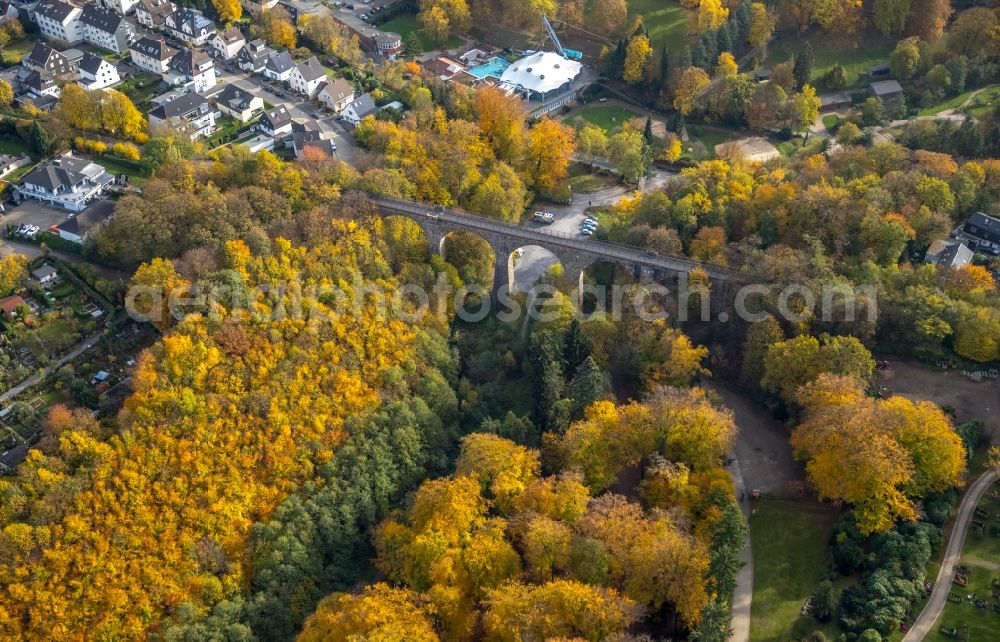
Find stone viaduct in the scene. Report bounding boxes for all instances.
[372,196,749,310]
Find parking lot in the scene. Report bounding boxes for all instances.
[2,200,71,237]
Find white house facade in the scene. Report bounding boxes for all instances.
[209,26,245,60]
[16,154,113,212]
[148,93,216,139]
[96,0,141,15]
[130,36,178,74]
[289,56,326,98]
[80,5,136,54]
[164,8,216,46]
[318,78,354,113]
[35,0,83,44]
[78,52,120,90]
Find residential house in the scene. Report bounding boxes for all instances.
[925,239,974,269]
[96,0,141,15]
[317,77,354,113]
[31,263,59,286]
[0,444,29,474]
[372,32,402,58]
[55,199,116,244]
[164,8,215,46]
[289,56,325,98]
[0,1,19,25]
[263,50,294,82]
[241,0,278,17]
[135,0,174,29]
[209,26,245,60]
[869,80,903,103]
[292,129,334,159]
[130,36,178,74]
[80,4,136,54]
[78,51,120,89]
[61,48,85,70]
[167,47,214,93]
[331,14,401,59]
[236,39,273,73]
[0,154,31,177]
[954,212,1000,255]
[34,0,83,44]
[0,154,30,178]
[22,70,60,99]
[213,83,263,122]
[258,104,292,136]
[148,92,216,139]
[0,295,27,320]
[16,153,113,212]
[22,42,72,77]
[239,134,275,152]
[424,56,465,79]
[342,93,376,126]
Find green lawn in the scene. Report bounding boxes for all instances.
[681,129,732,160]
[1,39,35,64]
[380,14,462,54]
[764,28,895,91]
[963,86,1000,120]
[750,499,840,642]
[822,114,839,130]
[628,0,693,53]
[0,136,31,158]
[567,164,617,193]
[96,156,148,186]
[565,105,642,132]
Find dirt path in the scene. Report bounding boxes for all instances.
[710,384,804,495]
[879,358,1000,442]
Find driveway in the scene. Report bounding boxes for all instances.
[1,200,72,235]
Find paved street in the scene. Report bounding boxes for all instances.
[903,468,1000,642]
[510,170,676,291]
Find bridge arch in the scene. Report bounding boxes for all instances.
[508,245,563,294]
[380,215,432,271]
[440,230,498,292]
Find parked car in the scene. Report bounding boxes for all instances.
[580,220,597,230]
[310,111,322,119]
[532,211,555,224]
[580,228,594,236]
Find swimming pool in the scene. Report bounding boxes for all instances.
[467,57,511,79]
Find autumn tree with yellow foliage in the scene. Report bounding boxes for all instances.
[792,375,967,534]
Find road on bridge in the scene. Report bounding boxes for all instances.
[372,197,745,283]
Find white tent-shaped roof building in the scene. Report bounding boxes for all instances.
[500,51,582,100]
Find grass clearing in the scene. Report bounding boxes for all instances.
[628,0,693,53]
[750,498,840,642]
[0,136,31,158]
[963,86,1000,120]
[1,39,34,64]
[564,105,642,132]
[380,14,462,53]
[763,29,894,91]
[822,114,840,130]
[96,156,148,186]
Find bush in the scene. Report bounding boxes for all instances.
[812,579,836,622]
[956,420,983,458]
[824,64,847,90]
[924,489,958,526]
[111,142,140,161]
